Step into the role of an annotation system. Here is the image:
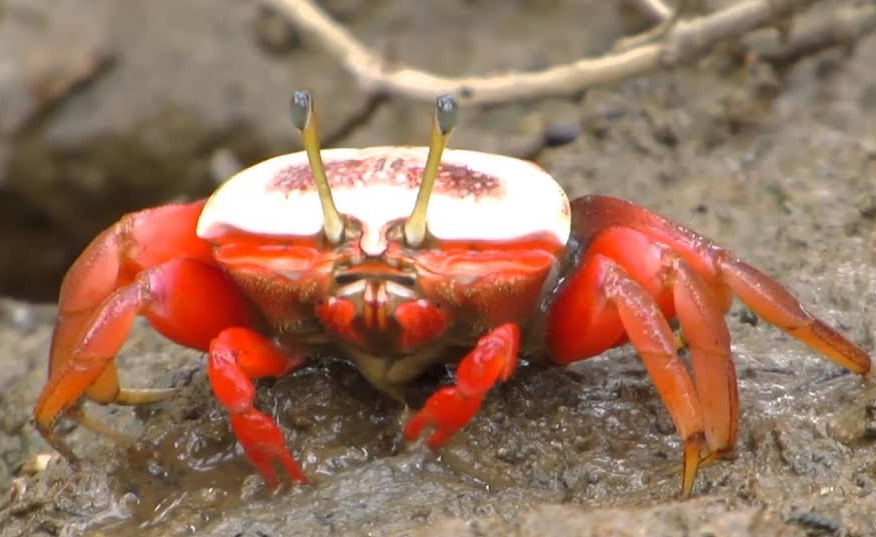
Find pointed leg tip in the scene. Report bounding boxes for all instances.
[261,459,308,494]
[280,455,308,487]
[809,319,872,375]
[680,434,704,498]
[35,418,81,464]
[402,412,428,443]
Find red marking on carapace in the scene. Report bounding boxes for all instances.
[267,156,502,200]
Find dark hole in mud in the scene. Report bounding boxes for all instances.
[1,119,277,302]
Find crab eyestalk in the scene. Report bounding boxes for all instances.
[403,95,458,248]
[290,90,345,245]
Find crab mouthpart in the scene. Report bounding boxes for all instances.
[325,275,428,350]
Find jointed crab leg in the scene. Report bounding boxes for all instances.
[208,327,307,488]
[404,323,519,448]
[584,226,740,460]
[716,256,870,374]
[553,253,708,496]
[35,258,255,455]
[570,195,871,375]
[45,202,212,388]
[666,251,738,460]
[549,194,871,495]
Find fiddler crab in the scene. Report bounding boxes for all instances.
[34,91,871,496]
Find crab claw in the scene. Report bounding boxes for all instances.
[208,327,308,489]
[404,387,485,449]
[404,323,519,448]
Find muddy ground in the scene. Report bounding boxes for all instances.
[1,1,876,536]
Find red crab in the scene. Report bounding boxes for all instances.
[34,92,871,496]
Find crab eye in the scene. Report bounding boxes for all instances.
[435,95,458,132]
[403,94,458,248]
[290,90,346,245]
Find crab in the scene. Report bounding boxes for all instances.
[34,91,871,496]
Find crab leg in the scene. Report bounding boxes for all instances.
[667,253,738,461]
[404,323,519,448]
[208,327,307,488]
[570,195,871,375]
[549,253,707,496]
[34,257,255,459]
[588,226,740,460]
[549,194,872,495]
[716,255,870,374]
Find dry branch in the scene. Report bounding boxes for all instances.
[628,0,673,22]
[754,3,876,67]
[615,0,692,51]
[265,0,870,105]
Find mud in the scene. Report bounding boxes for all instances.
[2,1,876,537]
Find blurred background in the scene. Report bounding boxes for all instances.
[0,0,634,301]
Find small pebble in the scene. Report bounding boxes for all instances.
[543,121,581,147]
[9,303,37,332]
[855,192,876,220]
[21,453,54,475]
[737,306,759,327]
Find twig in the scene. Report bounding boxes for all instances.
[628,0,673,22]
[266,0,822,105]
[615,0,692,51]
[753,3,876,67]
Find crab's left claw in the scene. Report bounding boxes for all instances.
[404,323,519,448]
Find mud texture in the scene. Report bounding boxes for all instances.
[2,1,876,537]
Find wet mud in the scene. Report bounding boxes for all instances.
[2,1,876,536]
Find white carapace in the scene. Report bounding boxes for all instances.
[197,147,571,254]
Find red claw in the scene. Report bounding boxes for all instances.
[404,387,484,448]
[208,327,307,488]
[404,323,520,448]
[230,412,307,489]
